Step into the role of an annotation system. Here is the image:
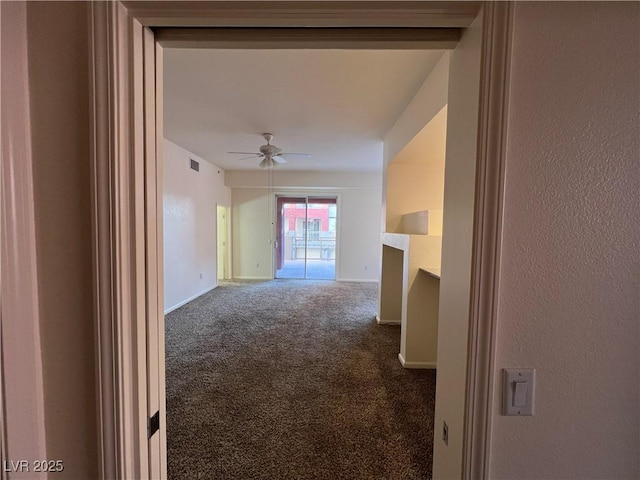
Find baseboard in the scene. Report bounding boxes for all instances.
[164,285,216,314]
[376,315,400,325]
[233,276,272,280]
[398,353,437,369]
[336,278,378,283]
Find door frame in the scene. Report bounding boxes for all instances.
[89,2,512,478]
[216,204,231,280]
[275,195,339,280]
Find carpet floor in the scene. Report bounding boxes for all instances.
[165,280,436,480]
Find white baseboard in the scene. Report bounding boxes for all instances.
[233,276,272,280]
[164,285,216,314]
[398,353,437,369]
[376,315,400,325]
[336,278,379,283]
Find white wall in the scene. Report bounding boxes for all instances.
[490,3,639,478]
[334,188,382,281]
[383,52,449,165]
[163,139,231,312]
[382,52,449,233]
[228,171,381,281]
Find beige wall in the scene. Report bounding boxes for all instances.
[490,3,639,478]
[382,53,449,232]
[228,171,381,281]
[231,188,275,279]
[25,2,98,478]
[230,181,381,282]
[386,106,447,233]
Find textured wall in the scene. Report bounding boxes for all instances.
[163,139,231,312]
[26,2,98,477]
[491,2,640,478]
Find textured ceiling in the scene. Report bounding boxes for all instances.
[164,49,443,172]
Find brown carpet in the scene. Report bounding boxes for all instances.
[165,280,436,479]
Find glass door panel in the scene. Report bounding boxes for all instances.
[276,198,306,279]
[275,196,336,280]
[305,200,336,280]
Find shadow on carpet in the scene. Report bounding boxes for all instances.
[166,280,436,480]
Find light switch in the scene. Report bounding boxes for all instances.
[513,381,528,407]
[503,369,535,416]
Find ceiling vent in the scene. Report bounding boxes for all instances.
[190,158,199,172]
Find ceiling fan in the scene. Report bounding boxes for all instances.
[228,133,311,168]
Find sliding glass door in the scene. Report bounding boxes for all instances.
[275,196,337,280]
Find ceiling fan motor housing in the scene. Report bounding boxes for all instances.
[259,144,282,156]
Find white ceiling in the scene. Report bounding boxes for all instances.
[163,49,443,172]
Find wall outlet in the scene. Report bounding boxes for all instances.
[442,421,449,446]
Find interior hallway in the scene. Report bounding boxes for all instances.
[165,280,436,479]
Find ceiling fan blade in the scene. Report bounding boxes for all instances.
[228,151,260,155]
[272,156,287,164]
[278,152,311,159]
[237,155,263,161]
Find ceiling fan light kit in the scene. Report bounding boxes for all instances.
[228,133,311,168]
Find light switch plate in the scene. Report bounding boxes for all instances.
[502,368,535,416]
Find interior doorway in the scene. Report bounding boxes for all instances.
[90,3,512,478]
[275,196,337,280]
[217,204,230,280]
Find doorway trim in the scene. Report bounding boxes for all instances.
[89,2,511,478]
[275,195,339,280]
[216,204,231,280]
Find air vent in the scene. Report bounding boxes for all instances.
[190,159,199,172]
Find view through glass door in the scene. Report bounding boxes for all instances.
[276,196,337,280]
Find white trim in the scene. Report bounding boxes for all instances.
[272,191,341,281]
[463,3,513,480]
[123,1,481,28]
[90,3,149,477]
[1,0,47,467]
[337,278,379,283]
[398,354,437,369]
[154,26,462,49]
[154,37,168,478]
[164,286,217,314]
[234,276,273,281]
[216,203,233,281]
[375,316,401,325]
